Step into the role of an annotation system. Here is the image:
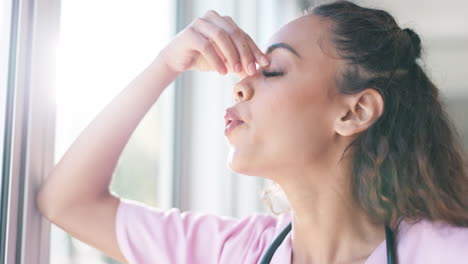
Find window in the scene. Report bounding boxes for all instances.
[0,0,12,190]
[51,0,174,263]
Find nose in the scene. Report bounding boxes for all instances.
[232,80,254,102]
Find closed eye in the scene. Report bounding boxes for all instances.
[262,70,284,78]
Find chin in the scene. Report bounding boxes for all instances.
[227,155,247,174]
[227,148,263,176]
[227,148,252,175]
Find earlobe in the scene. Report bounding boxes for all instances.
[335,89,384,137]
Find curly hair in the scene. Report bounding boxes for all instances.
[262,1,468,228]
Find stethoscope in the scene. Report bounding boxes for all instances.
[260,222,396,264]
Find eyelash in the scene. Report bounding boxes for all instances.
[262,69,284,78]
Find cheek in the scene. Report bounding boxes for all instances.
[266,106,328,159]
[255,84,334,162]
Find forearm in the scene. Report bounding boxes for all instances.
[37,55,179,216]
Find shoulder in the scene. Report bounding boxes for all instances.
[396,218,468,263]
[117,197,288,235]
[116,198,292,264]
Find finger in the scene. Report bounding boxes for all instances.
[211,41,227,62]
[193,17,240,72]
[245,34,269,67]
[233,32,257,76]
[234,70,249,80]
[191,29,227,74]
[212,41,235,72]
[204,13,257,76]
[203,9,222,19]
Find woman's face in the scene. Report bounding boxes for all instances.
[225,15,344,178]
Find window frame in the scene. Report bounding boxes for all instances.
[0,0,17,262]
[1,0,61,263]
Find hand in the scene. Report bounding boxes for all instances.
[159,10,269,77]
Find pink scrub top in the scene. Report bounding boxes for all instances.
[115,198,468,264]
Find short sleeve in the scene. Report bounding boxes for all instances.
[115,198,291,264]
[394,219,468,264]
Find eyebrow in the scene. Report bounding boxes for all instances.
[265,43,301,58]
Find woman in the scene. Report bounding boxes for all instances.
[37,1,468,263]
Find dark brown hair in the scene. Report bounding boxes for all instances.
[304,1,468,227]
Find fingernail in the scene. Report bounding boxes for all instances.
[234,63,242,73]
[260,56,269,67]
[247,63,256,76]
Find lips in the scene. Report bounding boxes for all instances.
[224,108,245,136]
[224,108,243,126]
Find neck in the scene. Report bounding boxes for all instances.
[274,157,385,264]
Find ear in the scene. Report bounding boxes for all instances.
[334,88,384,137]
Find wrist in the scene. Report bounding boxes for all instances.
[154,50,183,77]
